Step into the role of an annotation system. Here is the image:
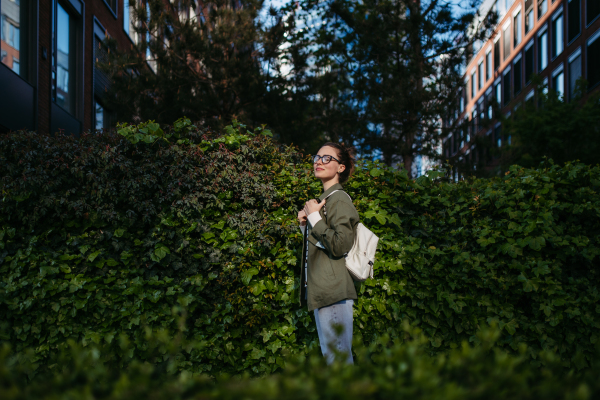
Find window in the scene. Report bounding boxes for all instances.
[503,22,511,60]
[495,79,502,106]
[552,64,564,99]
[487,88,494,119]
[525,41,534,84]
[95,100,104,130]
[495,123,502,150]
[1,0,29,78]
[588,30,600,89]
[552,10,563,59]
[514,54,523,95]
[526,9,534,33]
[123,0,139,44]
[145,1,157,73]
[538,0,547,19]
[478,60,484,90]
[503,68,511,106]
[53,2,77,114]
[460,86,465,112]
[525,89,535,105]
[466,77,470,100]
[514,10,522,47]
[568,48,581,100]
[588,0,600,26]
[538,26,548,71]
[479,98,485,122]
[471,70,476,98]
[471,109,476,137]
[486,49,492,81]
[494,37,501,70]
[105,0,118,15]
[567,0,580,43]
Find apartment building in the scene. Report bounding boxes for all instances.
[443,0,600,173]
[0,0,204,134]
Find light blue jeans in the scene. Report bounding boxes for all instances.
[314,299,354,364]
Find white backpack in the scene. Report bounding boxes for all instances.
[325,190,379,281]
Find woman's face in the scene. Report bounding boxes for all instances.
[314,146,345,181]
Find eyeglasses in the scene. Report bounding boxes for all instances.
[313,154,340,164]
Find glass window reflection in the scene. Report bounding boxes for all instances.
[1,0,27,76]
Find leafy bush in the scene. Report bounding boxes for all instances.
[2,325,599,400]
[1,120,600,376]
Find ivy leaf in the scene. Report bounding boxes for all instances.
[529,236,546,251]
[114,229,126,238]
[79,245,90,255]
[154,246,170,260]
[370,168,383,177]
[241,268,259,285]
[88,250,102,262]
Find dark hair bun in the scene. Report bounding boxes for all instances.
[320,142,356,184]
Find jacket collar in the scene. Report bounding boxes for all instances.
[319,183,344,201]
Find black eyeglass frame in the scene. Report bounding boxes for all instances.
[312,154,341,164]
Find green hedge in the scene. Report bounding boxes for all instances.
[2,325,600,399]
[1,119,600,376]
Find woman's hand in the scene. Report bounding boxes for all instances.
[304,199,326,217]
[297,209,307,226]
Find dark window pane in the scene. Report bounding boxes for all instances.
[552,71,564,99]
[568,0,580,43]
[568,54,581,100]
[504,72,511,105]
[588,0,600,25]
[526,9,534,33]
[479,62,484,89]
[525,0,533,13]
[494,40,501,70]
[552,13,563,58]
[486,51,492,80]
[514,58,522,94]
[588,36,600,89]
[54,3,75,114]
[525,45,534,83]
[538,31,548,71]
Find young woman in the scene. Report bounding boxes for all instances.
[297,142,360,364]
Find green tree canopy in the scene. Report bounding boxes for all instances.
[500,79,600,169]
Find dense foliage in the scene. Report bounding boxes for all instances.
[499,80,600,169]
[2,325,600,399]
[1,121,600,377]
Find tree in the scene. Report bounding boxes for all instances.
[499,78,600,169]
[101,0,292,137]
[280,0,496,175]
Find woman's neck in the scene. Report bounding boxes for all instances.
[322,177,339,192]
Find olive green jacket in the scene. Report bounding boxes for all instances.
[299,183,359,311]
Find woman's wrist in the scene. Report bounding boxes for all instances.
[307,212,322,227]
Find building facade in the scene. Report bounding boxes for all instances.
[443,0,600,175]
[0,0,151,134]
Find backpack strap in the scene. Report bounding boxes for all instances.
[325,190,352,201]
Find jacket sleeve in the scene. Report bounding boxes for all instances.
[310,196,358,258]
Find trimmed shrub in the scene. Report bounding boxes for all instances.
[1,119,599,376]
[2,325,600,399]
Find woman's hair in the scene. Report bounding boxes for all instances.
[321,142,356,184]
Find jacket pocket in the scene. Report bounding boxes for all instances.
[325,257,336,279]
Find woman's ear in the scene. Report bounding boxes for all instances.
[338,164,346,174]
